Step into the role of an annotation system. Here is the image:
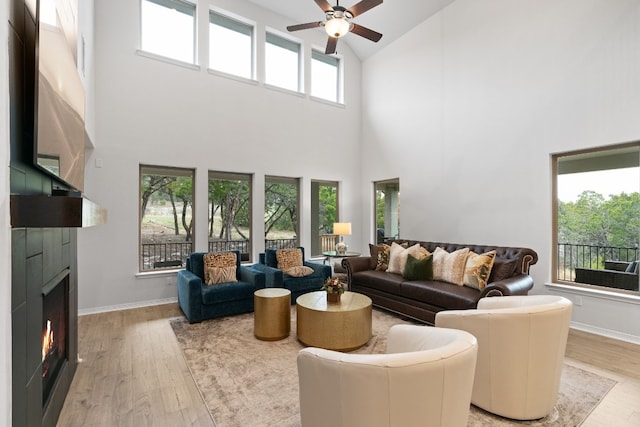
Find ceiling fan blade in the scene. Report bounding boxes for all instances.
[347,0,383,18]
[325,37,338,55]
[287,21,323,32]
[350,23,383,42]
[314,0,334,13]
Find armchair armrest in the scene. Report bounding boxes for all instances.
[304,260,331,279]
[479,274,533,298]
[240,266,266,290]
[251,263,284,288]
[177,269,203,323]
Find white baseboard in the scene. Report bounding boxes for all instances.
[570,321,640,345]
[78,297,178,316]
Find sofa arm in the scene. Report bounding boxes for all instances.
[177,269,203,323]
[240,266,266,290]
[480,274,534,298]
[251,263,284,288]
[342,257,372,287]
[304,261,332,280]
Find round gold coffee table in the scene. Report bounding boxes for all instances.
[296,291,372,351]
[254,288,291,341]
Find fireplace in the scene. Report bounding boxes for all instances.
[41,271,69,411]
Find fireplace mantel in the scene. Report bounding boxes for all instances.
[10,194,107,228]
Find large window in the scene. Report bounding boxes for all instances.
[553,144,639,294]
[311,181,338,256]
[265,176,299,249]
[265,32,301,92]
[311,50,341,103]
[375,179,400,244]
[208,172,252,262]
[140,165,195,271]
[209,10,254,79]
[141,0,196,64]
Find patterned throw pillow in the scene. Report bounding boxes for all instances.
[432,247,470,286]
[276,249,303,270]
[283,266,315,277]
[374,244,392,271]
[206,266,237,285]
[387,243,422,274]
[203,252,238,285]
[463,250,497,290]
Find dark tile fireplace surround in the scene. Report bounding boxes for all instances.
[9,0,80,425]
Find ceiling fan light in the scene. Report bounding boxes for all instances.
[324,17,350,38]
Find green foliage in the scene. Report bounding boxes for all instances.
[318,185,337,233]
[558,190,639,249]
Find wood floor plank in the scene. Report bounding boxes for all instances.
[58,303,639,427]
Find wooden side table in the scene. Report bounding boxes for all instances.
[254,288,291,341]
[296,291,372,351]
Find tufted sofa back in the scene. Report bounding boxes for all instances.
[388,240,538,282]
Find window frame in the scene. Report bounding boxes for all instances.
[374,178,400,245]
[139,165,196,272]
[264,176,300,250]
[310,180,339,256]
[208,8,256,81]
[207,171,253,263]
[552,142,640,295]
[311,49,343,104]
[264,30,303,93]
[140,0,197,65]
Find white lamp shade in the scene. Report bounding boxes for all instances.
[324,17,350,38]
[333,222,352,236]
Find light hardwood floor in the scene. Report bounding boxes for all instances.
[57,303,640,427]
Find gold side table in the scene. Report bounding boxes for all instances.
[296,291,372,351]
[254,288,291,341]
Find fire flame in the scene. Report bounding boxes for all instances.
[42,319,54,362]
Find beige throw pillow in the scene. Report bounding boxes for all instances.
[276,249,303,270]
[432,247,470,286]
[387,243,422,274]
[283,266,314,277]
[463,250,497,290]
[203,252,238,285]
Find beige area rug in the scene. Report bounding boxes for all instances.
[170,307,616,427]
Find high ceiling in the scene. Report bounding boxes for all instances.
[248,0,456,60]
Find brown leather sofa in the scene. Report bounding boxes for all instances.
[342,240,538,324]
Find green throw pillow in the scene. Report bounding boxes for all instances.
[402,254,433,281]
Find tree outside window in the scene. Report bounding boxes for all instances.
[265,176,299,249]
[139,165,194,271]
[208,172,252,261]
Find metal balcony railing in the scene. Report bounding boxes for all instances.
[557,243,639,282]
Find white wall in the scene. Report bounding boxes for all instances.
[77,0,363,312]
[361,0,640,342]
[1,0,12,422]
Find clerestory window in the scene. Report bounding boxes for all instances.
[265,32,302,92]
[209,10,254,79]
[311,50,341,103]
[140,0,196,64]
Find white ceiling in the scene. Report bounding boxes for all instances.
[248,0,457,60]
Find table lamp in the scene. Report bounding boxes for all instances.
[333,222,351,255]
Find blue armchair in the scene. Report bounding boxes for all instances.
[177,250,266,323]
[254,247,331,303]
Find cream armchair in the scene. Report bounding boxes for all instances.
[297,324,478,427]
[435,295,573,420]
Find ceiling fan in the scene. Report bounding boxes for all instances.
[286,0,383,55]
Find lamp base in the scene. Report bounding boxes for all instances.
[336,241,347,255]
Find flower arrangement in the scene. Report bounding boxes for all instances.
[322,278,345,295]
